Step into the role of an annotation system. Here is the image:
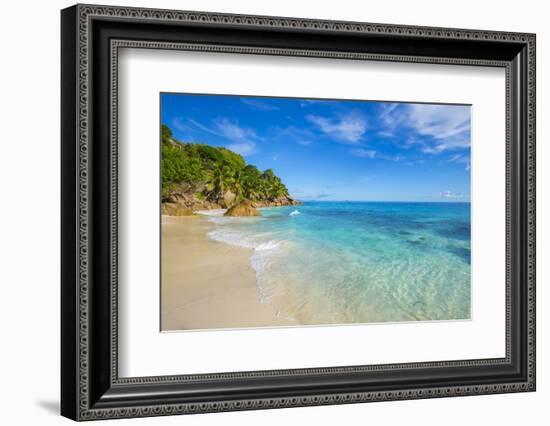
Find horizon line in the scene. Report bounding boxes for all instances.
[294,199,471,203]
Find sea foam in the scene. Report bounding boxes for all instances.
[207,228,283,254]
[207,227,286,303]
[194,209,226,217]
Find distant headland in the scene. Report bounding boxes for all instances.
[161,124,301,217]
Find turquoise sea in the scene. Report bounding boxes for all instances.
[203,201,471,325]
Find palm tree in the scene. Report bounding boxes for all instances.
[206,165,233,200]
[274,180,288,198]
[242,165,261,200]
[232,169,245,201]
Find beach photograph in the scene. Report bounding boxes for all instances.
[160,93,472,331]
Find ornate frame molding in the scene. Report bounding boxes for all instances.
[61,4,536,421]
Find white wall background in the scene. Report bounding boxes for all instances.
[0,0,547,424]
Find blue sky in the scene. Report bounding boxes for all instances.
[161,93,471,202]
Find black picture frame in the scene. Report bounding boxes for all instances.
[61,4,536,421]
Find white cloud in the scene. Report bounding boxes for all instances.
[439,190,464,199]
[226,142,256,156]
[351,148,402,161]
[240,98,279,111]
[377,130,394,138]
[408,104,470,152]
[186,118,217,135]
[388,154,404,161]
[447,153,471,171]
[351,148,377,158]
[421,146,444,154]
[215,118,256,141]
[215,118,258,155]
[268,125,315,146]
[172,117,194,133]
[379,103,400,129]
[307,113,367,144]
[183,117,259,156]
[380,103,471,153]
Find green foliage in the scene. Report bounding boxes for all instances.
[161,126,205,194]
[161,124,289,202]
[161,124,172,141]
[206,164,234,197]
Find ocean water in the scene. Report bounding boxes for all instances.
[202,202,471,325]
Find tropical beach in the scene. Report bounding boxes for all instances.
[162,201,471,330]
[160,94,472,331]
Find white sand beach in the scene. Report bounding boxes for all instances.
[161,215,297,331]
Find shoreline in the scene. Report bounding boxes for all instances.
[161,197,301,217]
[161,214,298,331]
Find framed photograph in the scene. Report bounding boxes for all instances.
[61,4,536,421]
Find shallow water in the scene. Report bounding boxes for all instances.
[205,201,471,325]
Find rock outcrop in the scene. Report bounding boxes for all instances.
[161,183,302,216]
[161,203,194,216]
[252,196,302,208]
[221,190,237,208]
[224,200,260,217]
[161,195,303,216]
[162,183,222,212]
